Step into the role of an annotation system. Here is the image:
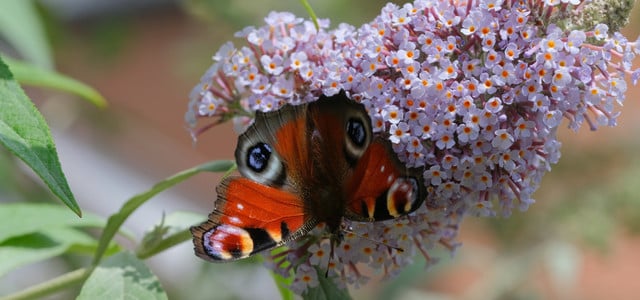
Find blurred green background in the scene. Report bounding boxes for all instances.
[1,0,639,299]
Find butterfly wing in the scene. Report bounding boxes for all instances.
[345,137,426,221]
[191,177,316,262]
[193,102,319,262]
[235,103,311,191]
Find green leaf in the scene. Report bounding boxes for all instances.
[0,56,80,216]
[0,228,101,277]
[136,211,205,259]
[0,0,53,69]
[303,266,352,300]
[92,160,234,266]
[0,203,104,243]
[0,203,120,277]
[160,211,207,230]
[4,57,107,108]
[272,270,295,300]
[77,252,168,300]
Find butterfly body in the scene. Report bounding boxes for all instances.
[191,91,425,262]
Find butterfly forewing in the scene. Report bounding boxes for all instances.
[235,104,310,190]
[191,177,313,261]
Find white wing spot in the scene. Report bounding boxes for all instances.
[387,174,394,183]
[237,203,244,210]
[380,165,386,172]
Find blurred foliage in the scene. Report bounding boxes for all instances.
[86,17,133,63]
[0,1,52,69]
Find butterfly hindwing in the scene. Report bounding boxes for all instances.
[191,177,315,262]
[345,138,425,221]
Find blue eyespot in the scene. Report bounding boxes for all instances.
[346,118,367,147]
[247,142,272,172]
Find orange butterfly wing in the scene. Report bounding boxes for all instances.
[191,177,314,261]
[345,138,425,221]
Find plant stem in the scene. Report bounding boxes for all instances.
[0,268,89,300]
[91,160,234,266]
[299,0,320,30]
[136,228,192,259]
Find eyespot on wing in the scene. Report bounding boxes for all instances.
[191,177,310,262]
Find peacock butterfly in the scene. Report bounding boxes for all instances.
[191,91,426,262]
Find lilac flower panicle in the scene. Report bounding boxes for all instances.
[186,0,640,294]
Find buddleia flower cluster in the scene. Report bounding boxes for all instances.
[186,0,640,294]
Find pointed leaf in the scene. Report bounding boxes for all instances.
[136,211,205,259]
[0,203,104,243]
[0,56,80,215]
[4,57,107,108]
[78,252,168,300]
[0,228,101,277]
